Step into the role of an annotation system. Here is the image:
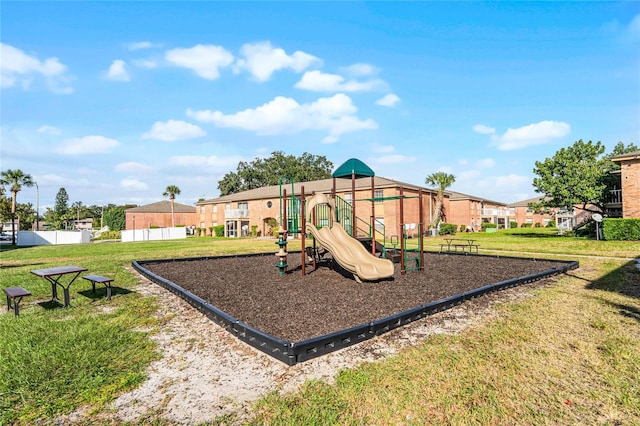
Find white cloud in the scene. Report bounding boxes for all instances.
[341,63,378,76]
[141,120,206,141]
[492,120,570,151]
[167,155,245,171]
[473,124,496,134]
[120,178,149,191]
[38,125,61,135]
[321,136,339,144]
[125,41,160,51]
[53,135,120,155]
[628,14,640,40]
[105,59,130,82]
[368,154,416,165]
[132,59,158,69]
[114,162,155,175]
[295,70,384,92]
[0,43,72,93]
[375,94,400,107]
[234,41,320,82]
[165,44,234,80]
[475,158,496,169]
[372,143,395,153]
[187,94,377,141]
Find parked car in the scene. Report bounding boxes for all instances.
[0,233,12,241]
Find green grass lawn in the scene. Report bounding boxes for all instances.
[0,232,638,425]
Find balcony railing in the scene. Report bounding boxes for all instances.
[481,208,515,216]
[607,189,622,204]
[225,208,249,219]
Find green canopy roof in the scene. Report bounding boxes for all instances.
[332,158,375,179]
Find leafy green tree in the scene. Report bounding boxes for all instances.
[53,187,70,228]
[532,140,625,214]
[218,151,333,195]
[103,207,125,231]
[163,185,181,227]
[425,171,456,226]
[0,169,34,244]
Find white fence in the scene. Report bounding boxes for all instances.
[17,230,92,246]
[121,227,187,242]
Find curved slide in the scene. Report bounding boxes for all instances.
[305,215,394,283]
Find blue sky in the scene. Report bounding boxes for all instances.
[2,1,639,213]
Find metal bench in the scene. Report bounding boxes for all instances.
[82,275,114,300]
[3,286,31,317]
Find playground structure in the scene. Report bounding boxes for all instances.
[276,158,426,279]
[304,193,394,282]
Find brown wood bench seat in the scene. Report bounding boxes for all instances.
[82,275,114,300]
[3,286,31,317]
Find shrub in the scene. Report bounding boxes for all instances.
[439,223,457,235]
[149,225,159,229]
[534,222,542,228]
[602,218,640,240]
[510,221,518,229]
[214,225,224,237]
[481,222,497,231]
[208,226,214,236]
[521,223,532,228]
[251,225,258,237]
[546,220,556,228]
[459,224,466,232]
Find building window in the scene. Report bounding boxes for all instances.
[238,202,248,210]
[374,217,384,232]
[213,205,217,213]
[344,193,352,203]
[200,222,205,228]
[374,190,383,204]
[212,222,217,227]
[200,206,205,214]
[267,200,273,208]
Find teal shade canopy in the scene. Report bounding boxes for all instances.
[332,158,375,179]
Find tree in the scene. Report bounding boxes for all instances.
[0,169,34,244]
[217,151,333,195]
[425,171,456,226]
[163,185,181,227]
[532,140,625,214]
[103,207,125,231]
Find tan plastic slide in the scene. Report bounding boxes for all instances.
[305,194,394,282]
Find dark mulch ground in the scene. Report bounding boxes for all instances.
[143,252,567,342]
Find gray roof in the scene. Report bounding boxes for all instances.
[611,150,640,162]
[198,176,437,205]
[448,191,507,206]
[125,200,196,213]
[507,196,548,208]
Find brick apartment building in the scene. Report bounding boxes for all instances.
[610,150,640,219]
[196,176,440,239]
[125,201,198,230]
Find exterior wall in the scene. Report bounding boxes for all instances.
[200,185,437,239]
[512,206,554,227]
[125,212,197,230]
[620,158,640,218]
[449,199,484,232]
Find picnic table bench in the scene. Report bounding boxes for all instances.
[3,286,31,317]
[82,275,114,300]
[440,238,479,254]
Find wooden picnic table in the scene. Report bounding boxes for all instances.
[31,265,88,308]
[440,238,479,254]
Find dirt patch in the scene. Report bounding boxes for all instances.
[86,253,568,424]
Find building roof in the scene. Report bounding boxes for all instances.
[448,191,507,206]
[507,196,547,208]
[198,176,437,205]
[125,200,196,213]
[332,158,375,179]
[611,150,640,162]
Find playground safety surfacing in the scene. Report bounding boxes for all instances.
[133,252,578,365]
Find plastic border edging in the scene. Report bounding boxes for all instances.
[132,253,579,365]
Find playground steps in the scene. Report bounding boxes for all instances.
[355,237,385,257]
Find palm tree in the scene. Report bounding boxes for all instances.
[162,185,181,227]
[0,169,34,244]
[425,171,456,227]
